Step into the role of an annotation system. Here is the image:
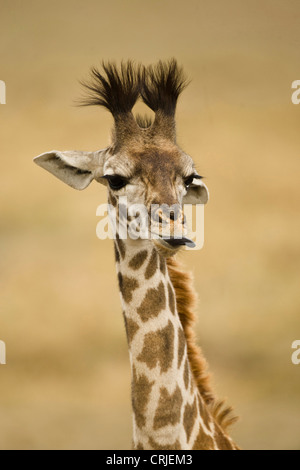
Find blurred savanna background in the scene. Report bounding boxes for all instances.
[0,0,300,450]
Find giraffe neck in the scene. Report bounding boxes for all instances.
[114,236,225,450]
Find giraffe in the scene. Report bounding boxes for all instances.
[34,60,239,450]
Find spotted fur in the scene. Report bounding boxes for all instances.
[167,256,238,431]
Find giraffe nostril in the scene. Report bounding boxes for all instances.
[169,211,175,221]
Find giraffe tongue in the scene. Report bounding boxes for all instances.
[164,237,196,248]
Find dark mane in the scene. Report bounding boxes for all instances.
[78,59,189,144]
[79,61,141,117]
[141,59,189,117]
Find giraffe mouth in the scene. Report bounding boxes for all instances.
[150,228,196,249]
[161,237,196,249]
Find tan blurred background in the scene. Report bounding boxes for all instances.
[0,0,300,450]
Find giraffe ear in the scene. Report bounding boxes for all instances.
[34,149,107,190]
[183,178,209,205]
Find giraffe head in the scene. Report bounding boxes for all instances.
[34,60,209,254]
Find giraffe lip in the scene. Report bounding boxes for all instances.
[163,237,196,248]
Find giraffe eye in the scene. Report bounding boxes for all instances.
[184,175,195,188]
[105,175,128,190]
[184,174,203,188]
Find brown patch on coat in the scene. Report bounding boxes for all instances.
[183,397,197,442]
[115,233,126,259]
[197,394,213,430]
[159,254,166,275]
[118,273,139,303]
[137,281,166,322]
[131,366,154,429]
[192,425,216,450]
[108,192,117,207]
[123,316,139,345]
[145,248,158,280]
[137,320,174,372]
[114,242,120,263]
[135,442,144,450]
[183,358,190,389]
[129,250,148,270]
[168,283,176,315]
[153,385,183,430]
